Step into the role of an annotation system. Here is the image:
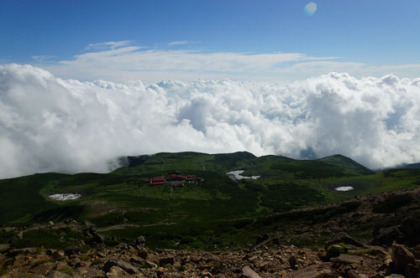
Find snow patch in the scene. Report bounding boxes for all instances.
[335,186,354,192]
[227,170,260,181]
[49,193,81,201]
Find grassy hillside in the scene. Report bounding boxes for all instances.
[0,152,419,249]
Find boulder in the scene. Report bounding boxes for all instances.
[347,270,369,278]
[373,226,402,247]
[137,247,148,259]
[105,266,127,277]
[287,263,334,278]
[201,271,213,277]
[136,236,146,245]
[325,232,366,250]
[129,255,145,265]
[288,255,299,269]
[89,233,105,245]
[330,254,363,264]
[400,215,420,246]
[242,265,261,278]
[392,243,415,272]
[103,259,140,274]
[326,244,347,258]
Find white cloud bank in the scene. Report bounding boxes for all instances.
[0,64,420,179]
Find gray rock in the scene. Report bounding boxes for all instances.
[347,270,369,278]
[103,259,140,274]
[136,236,146,245]
[242,266,261,278]
[45,270,72,278]
[330,254,363,264]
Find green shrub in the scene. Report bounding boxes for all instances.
[326,243,348,259]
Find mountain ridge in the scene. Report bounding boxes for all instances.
[117,151,372,177]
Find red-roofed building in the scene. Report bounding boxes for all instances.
[150,176,165,185]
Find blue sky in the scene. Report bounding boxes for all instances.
[1,0,419,83]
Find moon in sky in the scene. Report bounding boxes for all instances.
[304,2,317,16]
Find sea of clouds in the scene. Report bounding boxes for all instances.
[0,64,419,179]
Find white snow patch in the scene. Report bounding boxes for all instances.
[335,186,354,192]
[226,170,260,181]
[49,193,81,201]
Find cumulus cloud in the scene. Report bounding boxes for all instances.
[0,64,419,179]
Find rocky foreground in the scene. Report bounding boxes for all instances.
[0,230,419,278]
[1,188,420,278]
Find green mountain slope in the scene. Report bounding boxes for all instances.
[317,154,373,176]
[0,152,419,249]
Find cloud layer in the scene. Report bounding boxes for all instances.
[0,64,419,178]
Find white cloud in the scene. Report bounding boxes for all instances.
[0,64,419,179]
[85,40,132,50]
[32,55,56,63]
[58,48,306,73]
[41,41,338,84]
[168,41,192,46]
[37,41,420,84]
